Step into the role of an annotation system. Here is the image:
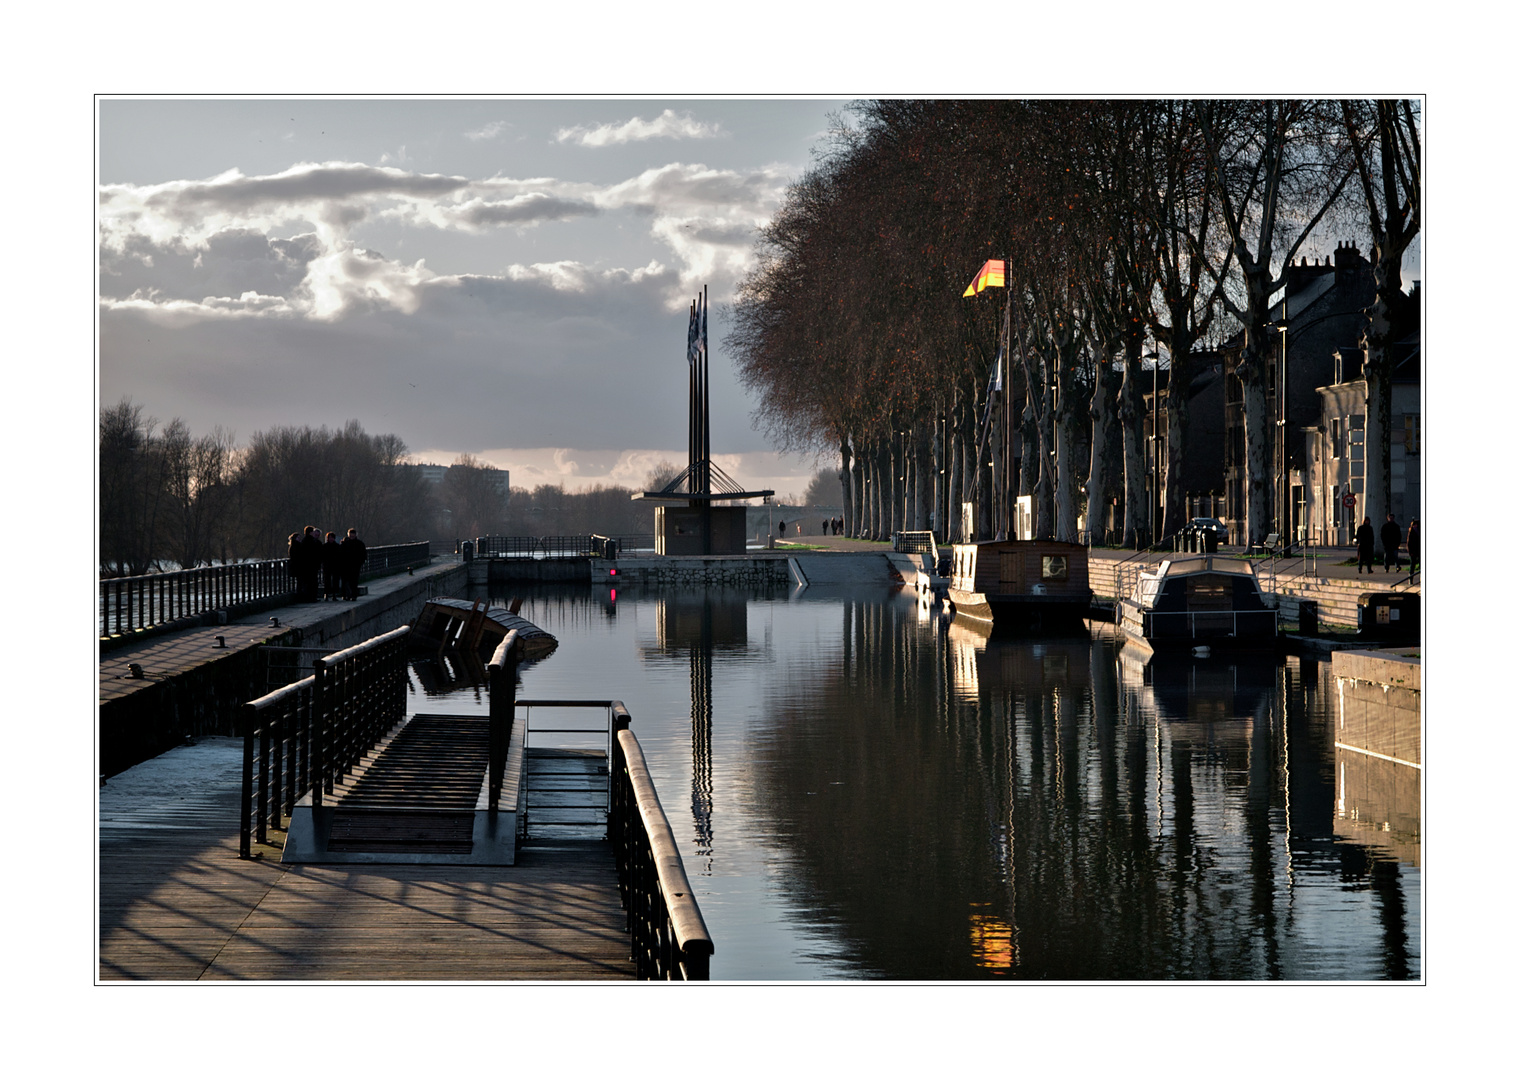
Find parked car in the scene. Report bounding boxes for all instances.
[1190,517,1227,538]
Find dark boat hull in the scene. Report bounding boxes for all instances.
[1117,599,1279,653]
[951,588,1091,632]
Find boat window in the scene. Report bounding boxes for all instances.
[1041,555,1069,581]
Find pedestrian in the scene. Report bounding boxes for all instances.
[1380,512,1403,572]
[1406,519,1420,574]
[1355,516,1376,574]
[777,519,785,542]
[321,531,343,599]
[300,525,323,600]
[286,532,302,594]
[340,528,367,601]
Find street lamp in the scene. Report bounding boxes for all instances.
[1273,302,1292,556]
[1144,348,1162,548]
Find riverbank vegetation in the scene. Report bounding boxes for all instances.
[98,401,669,575]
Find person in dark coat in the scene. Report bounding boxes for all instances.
[299,525,323,600]
[1355,516,1376,574]
[1380,512,1403,572]
[321,531,343,599]
[287,532,302,594]
[340,528,367,601]
[1407,519,1420,574]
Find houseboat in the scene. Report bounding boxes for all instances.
[1116,554,1278,655]
[947,539,1092,631]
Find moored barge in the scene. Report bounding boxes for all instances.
[948,539,1092,631]
[1116,554,1278,654]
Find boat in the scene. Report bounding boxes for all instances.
[947,539,1092,631]
[1116,554,1278,655]
[408,597,558,659]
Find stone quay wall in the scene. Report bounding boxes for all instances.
[594,556,793,588]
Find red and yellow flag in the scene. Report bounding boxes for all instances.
[962,259,1006,297]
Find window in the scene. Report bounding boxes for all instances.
[1330,417,1342,459]
[1350,429,1364,466]
[1041,555,1069,582]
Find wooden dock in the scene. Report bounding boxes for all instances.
[99,737,635,980]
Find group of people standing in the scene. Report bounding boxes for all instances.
[1355,513,1419,575]
[287,525,367,601]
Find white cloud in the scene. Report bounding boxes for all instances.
[464,120,510,141]
[555,109,725,148]
[97,156,791,326]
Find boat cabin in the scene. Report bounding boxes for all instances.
[1118,555,1277,651]
[948,539,1091,629]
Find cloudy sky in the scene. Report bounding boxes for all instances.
[98,98,851,497]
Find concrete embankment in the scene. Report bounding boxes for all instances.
[99,559,466,777]
[1330,647,1421,866]
[468,551,900,590]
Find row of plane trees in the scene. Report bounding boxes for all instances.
[726,99,1419,546]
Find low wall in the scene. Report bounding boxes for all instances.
[598,556,791,588]
[480,558,592,585]
[99,563,467,778]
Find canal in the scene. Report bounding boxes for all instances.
[406,581,1420,981]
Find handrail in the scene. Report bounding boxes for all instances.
[611,712,714,980]
[471,534,656,559]
[239,625,409,857]
[1129,607,1280,640]
[486,632,521,812]
[492,688,714,979]
[894,531,938,555]
[100,542,430,640]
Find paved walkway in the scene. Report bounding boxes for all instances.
[98,739,633,980]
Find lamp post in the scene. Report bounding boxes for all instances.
[1144,348,1162,548]
[1273,302,1292,556]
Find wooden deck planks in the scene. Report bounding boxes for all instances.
[99,738,635,981]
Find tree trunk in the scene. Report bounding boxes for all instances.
[1119,337,1147,548]
[1241,368,1272,544]
[839,437,854,539]
[1087,354,1119,545]
[914,423,933,534]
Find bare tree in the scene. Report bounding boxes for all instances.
[99,398,170,575]
[1199,100,1357,544]
[439,454,509,538]
[1341,99,1421,528]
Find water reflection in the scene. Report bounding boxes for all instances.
[639,592,759,874]
[424,585,1418,980]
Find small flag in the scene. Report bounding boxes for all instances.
[962,259,1006,297]
[687,303,701,365]
[991,349,1003,392]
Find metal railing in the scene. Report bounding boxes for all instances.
[486,676,713,978]
[611,709,714,980]
[894,531,939,555]
[471,534,653,559]
[1133,608,1280,640]
[486,633,521,812]
[100,542,431,640]
[239,626,409,857]
[360,541,432,577]
[100,559,289,639]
